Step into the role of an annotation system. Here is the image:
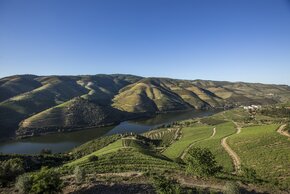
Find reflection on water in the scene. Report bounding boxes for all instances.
[0,126,113,155]
[0,110,218,154]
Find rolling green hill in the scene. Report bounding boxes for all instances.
[1,74,290,140]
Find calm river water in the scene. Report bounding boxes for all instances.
[0,110,218,154]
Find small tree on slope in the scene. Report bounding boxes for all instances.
[184,147,222,177]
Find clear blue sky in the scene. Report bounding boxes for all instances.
[0,0,290,85]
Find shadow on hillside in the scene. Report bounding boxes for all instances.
[240,188,270,194]
[68,183,155,194]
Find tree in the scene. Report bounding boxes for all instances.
[88,155,98,162]
[184,147,222,177]
[242,166,257,182]
[151,175,181,194]
[30,167,62,194]
[15,174,32,194]
[0,158,24,186]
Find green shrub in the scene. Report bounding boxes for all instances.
[241,166,257,182]
[74,166,86,184]
[173,157,185,165]
[88,155,98,162]
[151,175,181,194]
[184,147,222,177]
[15,174,32,194]
[30,167,62,194]
[0,158,24,186]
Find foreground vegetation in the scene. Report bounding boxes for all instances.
[1,105,290,193]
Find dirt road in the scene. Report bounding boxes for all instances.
[221,122,241,174]
[180,127,216,160]
[210,127,216,138]
[277,124,289,138]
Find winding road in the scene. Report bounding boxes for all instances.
[220,122,241,174]
[210,127,216,138]
[277,124,289,138]
[180,127,216,160]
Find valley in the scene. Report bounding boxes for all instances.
[1,74,290,193]
[0,109,217,154]
[2,0,290,192]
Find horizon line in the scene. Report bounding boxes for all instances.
[1,73,289,86]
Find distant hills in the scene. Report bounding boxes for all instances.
[1,74,289,140]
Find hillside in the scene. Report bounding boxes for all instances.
[2,107,289,193]
[63,106,290,193]
[112,78,223,112]
[1,74,290,140]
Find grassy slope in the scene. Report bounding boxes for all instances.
[0,77,87,136]
[0,75,41,102]
[18,75,140,128]
[70,134,122,158]
[112,80,189,113]
[195,80,290,105]
[228,124,290,186]
[112,78,225,113]
[196,122,236,172]
[18,97,125,132]
[71,148,181,174]
[66,138,181,174]
[162,121,236,172]
[162,125,213,159]
[68,139,124,166]
[144,127,179,147]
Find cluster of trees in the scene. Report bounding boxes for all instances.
[15,167,62,194]
[15,165,88,193]
[0,152,71,193]
[261,107,290,118]
[151,175,181,194]
[0,158,24,187]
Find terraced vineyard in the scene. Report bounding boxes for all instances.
[66,137,182,175]
[228,124,290,188]
[68,139,124,166]
[162,124,213,159]
[191,122,237,173]
[60,107,290,193]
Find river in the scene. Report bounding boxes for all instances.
[0,110,218,154]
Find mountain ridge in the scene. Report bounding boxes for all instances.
[1,74,290,140]
[2,74,289,86]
